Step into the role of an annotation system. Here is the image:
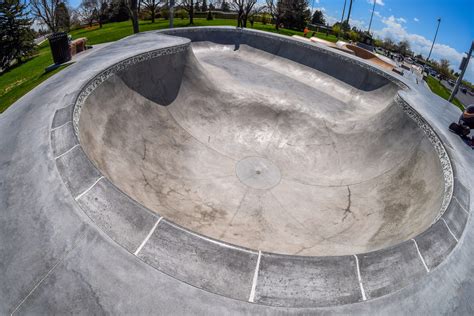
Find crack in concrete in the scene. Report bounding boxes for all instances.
[342,186,353,222]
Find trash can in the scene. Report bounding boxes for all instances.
[48,32,71,65]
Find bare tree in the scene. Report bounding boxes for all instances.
[232,0,257,27]
[265,0,284,30]
[30,0,62,32]
[181,0,196,24]
[142,0,161,23]
[79,0,98,27]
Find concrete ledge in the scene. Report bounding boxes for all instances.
[137,220,258,301]
[254,254,363,307]
[55,145,101,199]
[51,122,77,157]
[358,240,427,299]
[442,197,469,241]
[52,104,74,128]
[76,178,159,252]
[415,220,457,270]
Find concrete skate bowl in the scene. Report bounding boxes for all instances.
[52,28,465,308]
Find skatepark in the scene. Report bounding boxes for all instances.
[1,27,472,313]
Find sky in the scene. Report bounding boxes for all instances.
[67,0,474,81]
[310,0,474,81]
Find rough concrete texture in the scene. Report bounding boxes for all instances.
[79,41,445,256]
[1,27,472,314]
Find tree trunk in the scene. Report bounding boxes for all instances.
[151,8,155,23]
[130,0,139,33]
[189,0,194,24]
[275,16,279,30]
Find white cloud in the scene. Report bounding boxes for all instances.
[315,7,326,12]
[414,17,419,22]
[367,0,385,6]
[397,17,407,23]
[373,15,474,81]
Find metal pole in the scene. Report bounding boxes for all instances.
[340,0,347,24]
[169,0,174,28]
[367,0,376,34]
[426,18,441,63]
[345,0,353,25]
[449,41,474,103]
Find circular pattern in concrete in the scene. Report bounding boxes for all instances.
[235,157,281,190]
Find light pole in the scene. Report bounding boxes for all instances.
[426,18,441,66]
[340,0,347,24]
[449,41,474,103]
[345,0,353,25]
[367,0,376,34]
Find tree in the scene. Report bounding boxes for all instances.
[97,0,110,27]
[128,0,139,33]
[279,0,310,31]
[396,39,410,56]
[348,30,359,42]
[142,0,160,22]
[30,0,63,32]
[332,23,342,38]
[382,37,395,51]
[206,9,213,20]
[265,0,284,30]
[109,0,130,22]
[55,2,70,31]
[232,0,257,27]
[311,9,324,25]
[181,0,195,24]
[79,0,98,27]
[221,0,230,12]
[0,0,35,70]
[201,0,207,11]
[437,59,451,79]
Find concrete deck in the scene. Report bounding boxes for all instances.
[0,27,472,314]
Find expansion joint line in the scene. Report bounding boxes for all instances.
[54,144,79,160]
[353,254,367,301]
[134,217,163,256]
[441,218,459,242]
[248,250,262,303]
[453,196,470,215]
[75,176,104,201]
[412,239,430,273]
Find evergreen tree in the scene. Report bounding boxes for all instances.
[311,9,325,25]
[221,0,230,12]
[201,0,207,11]
[55,2,70,31]
[279,0,310,31]
[0,0,35,70]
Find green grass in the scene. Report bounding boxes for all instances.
[425,75,464,110]
[0,18,336,113]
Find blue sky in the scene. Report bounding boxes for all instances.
[68,0,474,81]
[310,0,474,81]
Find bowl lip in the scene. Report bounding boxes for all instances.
[51,26,465,306]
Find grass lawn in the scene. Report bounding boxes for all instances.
[425,75,464,110]
[0,18,336,114]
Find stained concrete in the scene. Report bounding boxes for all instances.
[1,27,472,314]
[78,40,445,256]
